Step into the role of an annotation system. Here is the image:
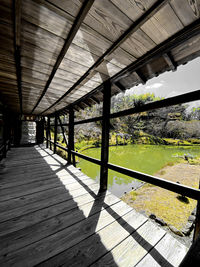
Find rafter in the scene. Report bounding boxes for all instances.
[31,0,95,114]
[115,81,126,91]
[56,17,200,115]
[163,52,177,71]
[135,70,147,85]
[40,0,169,115]
[90,96,100,104]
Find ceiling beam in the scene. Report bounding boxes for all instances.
[135,70,147,84]
[40,0,169,115]
[31,0,95,114]
[90,96,100,104]
[163,52,177,71]
[115,81,126,91]
[56,17,200,114]
[13,0,22,114]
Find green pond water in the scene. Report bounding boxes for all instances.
[77,144,200,197]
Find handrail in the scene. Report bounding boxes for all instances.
[71,150,101,165]
[108,162,200,200]
[45,139,200,201]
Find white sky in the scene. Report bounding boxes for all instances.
[126,57,200,98]
[125,56,200,109]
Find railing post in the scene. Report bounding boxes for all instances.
[100,81,111,191]
[193,180,200,241]
[46,117,50,148]
[54,113,58,154]
[68,108,74,164]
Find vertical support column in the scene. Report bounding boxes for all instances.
[46,117,50,148]
[54,113,58,154]
[193,180,200,241]
[100,81,111,191]
[68,108,74,164]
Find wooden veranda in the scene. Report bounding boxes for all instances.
[0,145,188,266]
[1,0,200,266]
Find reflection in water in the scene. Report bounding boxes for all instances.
[78,144,200,197]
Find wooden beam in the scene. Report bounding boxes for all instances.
[13,0,22,114]
[110,89,200,119]
[115,81,126,91]
[68,108,74,165]
[46,117,50,149]
[163,52,177,71]
[90,96,100,104]
[31,0,95,114]
[40,0,169,115]
[107,162,200,200]
[74,116,103,125]
[54,113,58,154]
[135,70,147,84]
[100,81,111,191]
[58,17,200,114]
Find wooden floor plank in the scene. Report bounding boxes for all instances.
[0,174,96,201]
[41,206,148,267]
[0,192,120,256]
[0,200,133,266]
[0,175,95,198]
[0,171,89,189]
[136,233,188,267]
[0,183,100,225]
[0,146,189,267]
[90,221,166,267]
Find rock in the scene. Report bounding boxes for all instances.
[188,215,195,222]
[192,208,196,216]
[169,225,184,236]
[182,221,194,236]
[149,213,156,220]
[155,217,167,226]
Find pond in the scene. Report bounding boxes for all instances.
[77,145,200,197]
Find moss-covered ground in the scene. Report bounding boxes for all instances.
[121,162,200,231]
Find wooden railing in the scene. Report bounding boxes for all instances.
[45,87,200,242]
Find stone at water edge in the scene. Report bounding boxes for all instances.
[169,225,184,236]
[149,213,156,220]
[155,217,167,226]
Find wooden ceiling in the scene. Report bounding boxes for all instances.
[0,0,200,115]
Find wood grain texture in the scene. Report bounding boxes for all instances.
[0,146,189,266]
[136,233,188,267]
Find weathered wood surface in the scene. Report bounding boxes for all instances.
[1,0,200,114]
[0,145,188,266]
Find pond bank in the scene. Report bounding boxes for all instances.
[77,144,200,197]
[121,162,200,246]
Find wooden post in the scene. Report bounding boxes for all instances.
[54,113,58,154]
[68,108,74,164]
[46,117,49,148]
[100,81,111,191]
[193,180,200,242]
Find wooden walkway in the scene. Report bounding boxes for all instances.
[0,146,188,267]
